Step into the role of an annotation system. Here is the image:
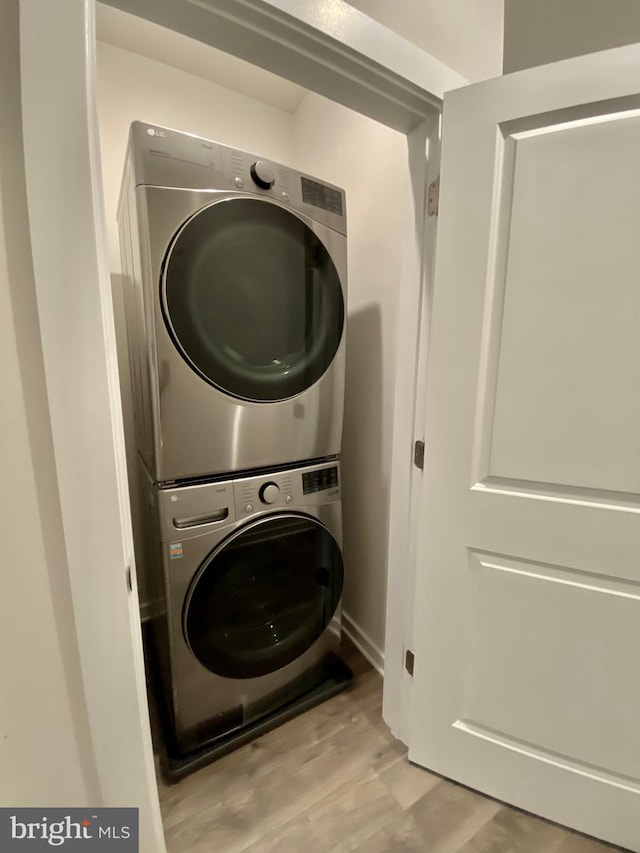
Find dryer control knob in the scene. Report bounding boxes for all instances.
[259,482,280,504]
[250,160,276,190]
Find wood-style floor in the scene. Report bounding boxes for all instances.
[156,644,622,853]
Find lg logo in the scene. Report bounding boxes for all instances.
[146,127,165,137]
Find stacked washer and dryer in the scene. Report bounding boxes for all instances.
[118,122,351,778]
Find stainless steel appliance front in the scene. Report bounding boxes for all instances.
[118,122,347,483]
[145,460,344,752]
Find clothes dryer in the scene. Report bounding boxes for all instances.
[118,122,347,484]
[143,460,347,768]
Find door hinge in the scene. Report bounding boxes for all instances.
[405,649,415,676]
[126,566,132,592]
[414,440,425,470]
[427,176,440,216]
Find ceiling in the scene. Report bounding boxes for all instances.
[346,0,504,82]
[95,3,308,113]
[96,0,504,116]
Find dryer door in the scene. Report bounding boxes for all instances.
[162,197,345,402]
[183,514,344,679]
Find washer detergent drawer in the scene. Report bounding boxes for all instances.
[156,480,236,542]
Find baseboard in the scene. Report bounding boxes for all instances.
[342,612,384,676]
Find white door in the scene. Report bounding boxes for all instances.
[409,44,640,851]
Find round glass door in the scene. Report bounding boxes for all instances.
[162,198,344,402]
[183,514,344,679]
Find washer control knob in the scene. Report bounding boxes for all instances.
[259,482,280,504]
[250,160,276,190]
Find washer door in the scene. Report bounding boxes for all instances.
[183,514,344,679]
[162,197,345,402]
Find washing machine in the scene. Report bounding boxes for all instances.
[118,122,347,485]
[144,459,347,769]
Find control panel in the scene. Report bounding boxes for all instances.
[156,461,341,540]
[130,122,346,236]
[301,177,344,215]
[302,466,339,495]
[233,462,341,518]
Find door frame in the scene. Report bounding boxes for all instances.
[18,0,464,842]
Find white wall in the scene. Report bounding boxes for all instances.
[96,40,295,273]
[503,0,640,73]
[346,0,503,82]
[0,0,97,807]
[292,92,407,663]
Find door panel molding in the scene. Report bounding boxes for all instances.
[452,721,640,794]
